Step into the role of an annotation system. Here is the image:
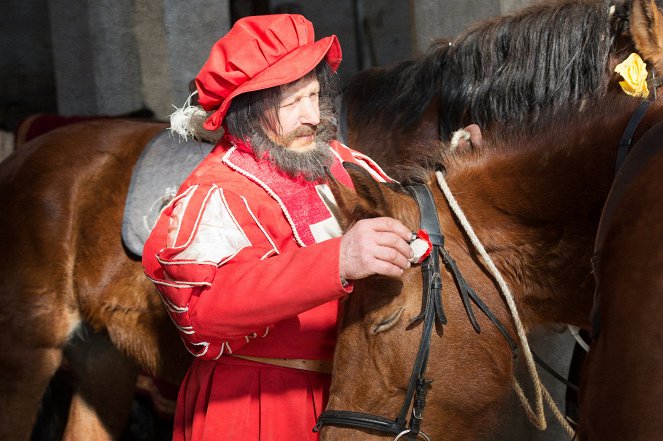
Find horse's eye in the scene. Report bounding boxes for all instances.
[371,307,404,334]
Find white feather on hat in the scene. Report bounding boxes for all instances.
[168,91,223,143]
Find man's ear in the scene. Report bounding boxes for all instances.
[630,0,663,72]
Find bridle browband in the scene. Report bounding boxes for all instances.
[314,183,518,440]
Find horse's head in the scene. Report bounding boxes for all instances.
[320,162,518,440]
[608,0,663,94]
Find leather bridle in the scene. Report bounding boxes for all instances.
[314,183,518,440]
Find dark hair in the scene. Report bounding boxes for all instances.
[223,61,340,140]
[343,0,616,140]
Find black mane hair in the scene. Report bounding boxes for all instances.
[396,91,647,191]
[344,0,618,140]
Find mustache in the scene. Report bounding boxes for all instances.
[278,125,317,145]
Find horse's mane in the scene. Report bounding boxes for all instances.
[397,93,647,183]
[344,0,621,140]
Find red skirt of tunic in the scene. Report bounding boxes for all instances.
[174,356,331,441]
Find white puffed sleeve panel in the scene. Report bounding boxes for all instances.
[167,185,252,264]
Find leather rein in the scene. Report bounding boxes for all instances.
[314,183,518,440]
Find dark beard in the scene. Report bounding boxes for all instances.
[250,118,336,182]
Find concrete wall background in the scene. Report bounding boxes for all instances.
[1,0,541,131]
[1,0,56,131]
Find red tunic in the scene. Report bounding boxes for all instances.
[142,138,389,441]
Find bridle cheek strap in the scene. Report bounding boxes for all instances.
[314,184,443,440]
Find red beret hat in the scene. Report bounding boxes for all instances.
[195,14,342,131]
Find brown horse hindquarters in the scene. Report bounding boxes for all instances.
[0,119,189,441]
[580,138,663,440]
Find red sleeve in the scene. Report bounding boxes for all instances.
[143,183,350,360]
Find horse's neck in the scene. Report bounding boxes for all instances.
[444,101,663,328]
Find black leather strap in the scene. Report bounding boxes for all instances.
[315,184,443,438]
[314,410,403,435]
[441,248,519,356]
[408,184,447,328]
[647,73,663,100]
[615,100,650,172]
[409,184,444,247]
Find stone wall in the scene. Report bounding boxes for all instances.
[0,0,56,130]
[2,0,547,129]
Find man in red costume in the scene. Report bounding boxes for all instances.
[142,14,414,441]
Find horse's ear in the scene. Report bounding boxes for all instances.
[327,162,396,229]
[629,0,663,72]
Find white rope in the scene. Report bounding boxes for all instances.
[450,129,470,150]
[434,171,575,438]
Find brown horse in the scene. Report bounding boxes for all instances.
[579,1,663,438]
[318,91,663,440]
[0,120,191,441]
[0,0,661,440]
[578,125,663,441]
[342,0,647,174]
[578,105,663,438]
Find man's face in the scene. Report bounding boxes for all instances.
[266,74,321,152]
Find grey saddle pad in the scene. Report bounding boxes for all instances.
[122,130,214,257]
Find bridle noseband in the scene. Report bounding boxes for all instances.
[314,183,517,440]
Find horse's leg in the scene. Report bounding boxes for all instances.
[0,263,78,441]
[62,330,139,441]
[0,346,64,441]
[30,367,75,440]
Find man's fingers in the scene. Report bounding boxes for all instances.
[340,217,416,280]
[373,233,414,264]
[364,217,412,241]
[377,262,405,278]
[372,245,411,270]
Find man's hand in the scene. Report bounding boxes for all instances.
[339,217,413,280]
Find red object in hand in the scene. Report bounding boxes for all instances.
[410,229,432,264]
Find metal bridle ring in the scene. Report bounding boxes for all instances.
[393,429,432,441]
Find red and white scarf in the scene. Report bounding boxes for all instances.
[221,139,355,246]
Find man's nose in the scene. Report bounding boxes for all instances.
[299,98,320,125]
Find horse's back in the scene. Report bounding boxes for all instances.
[0,118,165,289]
[2,118,165,182]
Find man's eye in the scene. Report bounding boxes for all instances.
[280,101,296,108]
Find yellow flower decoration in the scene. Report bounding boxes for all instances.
[614,53,649,99]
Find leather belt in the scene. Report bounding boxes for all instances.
[232,355,333,374]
